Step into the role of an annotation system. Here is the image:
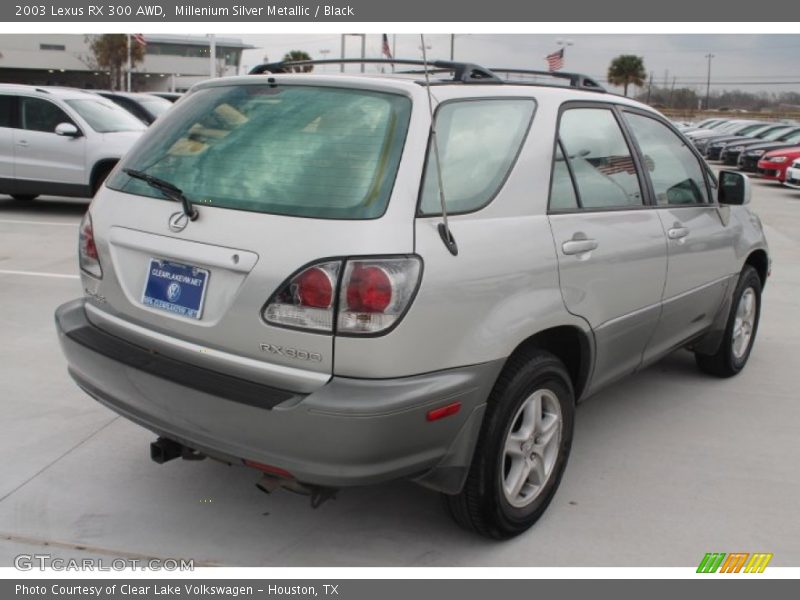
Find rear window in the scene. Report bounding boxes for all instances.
[107,84,412,219]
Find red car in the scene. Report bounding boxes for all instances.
[757,146,800,182]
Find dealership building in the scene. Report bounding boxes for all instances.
[0,34,255,91]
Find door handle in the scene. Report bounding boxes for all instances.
[668,226,689,240]
[562,239,599,256]
[15,140,28,147]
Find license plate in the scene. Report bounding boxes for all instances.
[142,259,209,320]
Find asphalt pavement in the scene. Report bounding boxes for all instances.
[0,179,798,567]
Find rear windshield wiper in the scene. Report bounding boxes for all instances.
[123,168,198,221]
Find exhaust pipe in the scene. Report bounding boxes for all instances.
[255,474,338,509]
[150,437,205,464]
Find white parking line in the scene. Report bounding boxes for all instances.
[0,219,78,227]
[0,269,79,280]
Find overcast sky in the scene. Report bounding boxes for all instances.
[238,34,800,95]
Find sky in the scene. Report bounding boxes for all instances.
[237,34,800,95]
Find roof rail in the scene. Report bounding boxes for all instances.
[249,58,501,83]
[248,58,605,91]
[489,68,606,92]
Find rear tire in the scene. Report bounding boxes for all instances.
[11,194,37,201]
[695,265,761,378]
[443,350,575,539]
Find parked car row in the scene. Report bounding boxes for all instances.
[677,117,800,190]
[0,84,182,202]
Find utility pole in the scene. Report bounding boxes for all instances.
[669,75,676,108]
[646,71,654,104]
[450,34,455,61]
[705,53,715,111]
[126,34,131,92]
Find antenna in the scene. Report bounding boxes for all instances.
[419,34,458,256]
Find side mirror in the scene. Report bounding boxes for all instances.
[718,170,751,206]
[55,122,81,138]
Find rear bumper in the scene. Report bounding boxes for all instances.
[56,299,502,492]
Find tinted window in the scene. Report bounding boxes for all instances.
[108,85,411,220]
[558,108,643,209]
[549,143,579,211]
[20,97,73,133]
[0,95,14,128]
[419,99,535,214]
[624,113,709,205]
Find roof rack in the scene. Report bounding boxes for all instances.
[250,59,499,83]
[249,58,605,92]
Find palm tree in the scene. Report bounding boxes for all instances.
[282,50,314,72]
[607,55,646,97]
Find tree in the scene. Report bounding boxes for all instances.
[607,55,647,97]
[87,34,145,91]
[282,50,314,72]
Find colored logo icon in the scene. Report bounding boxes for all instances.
[697,552,773,573]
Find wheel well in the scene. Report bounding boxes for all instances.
[90,159,118,195]
[745,249,769,289]
[506,326,591,401]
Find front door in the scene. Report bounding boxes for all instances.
[620,111,738,362]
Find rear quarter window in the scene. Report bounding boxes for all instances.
[418,98,535,215]
[108,85,412,220]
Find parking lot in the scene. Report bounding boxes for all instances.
[1,176,799,568]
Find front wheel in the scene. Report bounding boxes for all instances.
[443,350,575,539]
[695,265,762,377]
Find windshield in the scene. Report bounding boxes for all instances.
[777,129,800,142]
[762,127,793,141]
[138,96,172,117]
[107,84,411,219]
[65,98,147,133]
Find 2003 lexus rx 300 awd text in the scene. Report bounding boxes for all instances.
[55,59,770,539]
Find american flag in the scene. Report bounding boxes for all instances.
[382,34,393,60]
[132,33,147,47]
[545,48,564,72]
[591,155,655,176]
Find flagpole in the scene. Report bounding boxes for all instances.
[126,34,132,92]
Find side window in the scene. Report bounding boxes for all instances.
[558,107,643,209]
[419,99,535,215]
[0,96,14,128]
[549,143,579,211]
[624,112,709,205]
[20,97,74,134]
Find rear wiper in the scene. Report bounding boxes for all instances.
[123,168,198,221]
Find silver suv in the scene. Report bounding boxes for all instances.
[0,85,146,201]
[55,60,770,539]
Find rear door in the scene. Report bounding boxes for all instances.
[548,104,668,394]
[621,110,738,361]
[13,96,86,186]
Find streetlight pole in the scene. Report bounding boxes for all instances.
[705,53,715,111]
[450,34,455,61]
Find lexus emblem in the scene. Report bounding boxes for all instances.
[168,211,189,232]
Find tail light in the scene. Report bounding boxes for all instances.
[78,212,102,278]
[263,256,421,335]
[263,261,340,332]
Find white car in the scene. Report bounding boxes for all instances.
[784,159,800,189]
[0,85,146,201]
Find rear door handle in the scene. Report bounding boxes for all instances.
[668,227,689,240]
[15,140,28,147]
[562,239,599,255]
